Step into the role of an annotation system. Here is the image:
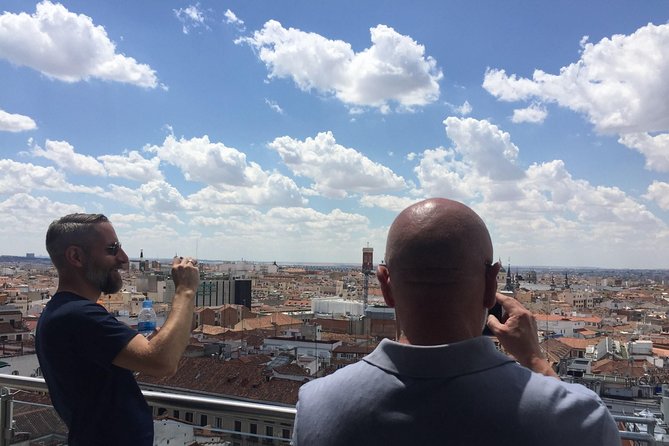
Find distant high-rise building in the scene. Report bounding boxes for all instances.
[195,278,252,309]
[362,246,374,273]
[234,279,252,309]
[362,246,373,309]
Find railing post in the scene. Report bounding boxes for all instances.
[0,387,14,446]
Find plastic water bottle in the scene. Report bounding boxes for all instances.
[137,300,157,337]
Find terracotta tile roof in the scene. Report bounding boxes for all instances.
[137,356,302,405]
[244,333,265,348]
[198,325,230,336]
[274,363,308,376]
[541,338,572,361]
[591,358,650,377]
[11,392,68,440]
[652,347,669,358]
[238,354,271,365]
[231,313,302,331]
[320,332,373,344]
[534,314,602,324]
[213,329,266,343]
[333,344,376,354]
[556,337,604,350]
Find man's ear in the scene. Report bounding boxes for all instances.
[64,245,86,268]
[376,265,395,308]
[484,261,501,309]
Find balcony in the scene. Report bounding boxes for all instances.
[0,373,659,445]
[0,374,295,445]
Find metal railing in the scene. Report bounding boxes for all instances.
[0,374,661,445]
[0,374,296,445]
[613,415,657,445]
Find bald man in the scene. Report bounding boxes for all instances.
[293,198,619,446]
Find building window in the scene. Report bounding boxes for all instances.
[200,414,208,426]
[173,410,180,419]
[263,426,274,444]
[250,423,257,434]
[215,417,222,429]
[185,412,193,422]
[282,428,290,439]
[233,420,242,439]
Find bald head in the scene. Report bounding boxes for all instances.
[385,198,493,292]
[377,198,499,345]
[379,198,498,344]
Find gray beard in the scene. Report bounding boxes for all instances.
[85,264,123,294]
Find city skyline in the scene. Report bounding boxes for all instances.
[1,1,669,268]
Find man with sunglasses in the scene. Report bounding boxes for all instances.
[293,198,619,445]
[36,213,200,445]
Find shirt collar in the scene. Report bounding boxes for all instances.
[363,336,515,379]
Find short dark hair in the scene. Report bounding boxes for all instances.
[45,214,109,269]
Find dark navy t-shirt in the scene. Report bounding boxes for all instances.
[35,292,153,445]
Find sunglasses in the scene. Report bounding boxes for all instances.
[105,242,122,256]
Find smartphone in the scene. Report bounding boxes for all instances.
[482,302,504,336]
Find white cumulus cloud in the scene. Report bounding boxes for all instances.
[618,133,669,172]
[511,103,547,124]
[32,139,106,176]
[238,21,442,112]
[106,180,189,213]
[410,118,527,202]
[413,146,478,200]
[483,23,669,135]
[0,109,37,132]
[174,4,209,35]
[268,131,407,198]
[359,194,419,212]
[99,151,163,182]
[0,1,158,87]
[644,181,669,210]
[265,99,284,114]
[0,158,102,194]
[189,206,376,263]
[0,193,83,235]
[453,100,472,116]
[146,134,305,206]
[187,176,306,208]
[224,9,245,30]
[444,117,525,181]
[146,135,259,186]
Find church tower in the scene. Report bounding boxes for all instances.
[503,262,515,292]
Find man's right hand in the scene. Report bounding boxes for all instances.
[486,292,559,378]
[172,256,200,294]
[113,256,200,377]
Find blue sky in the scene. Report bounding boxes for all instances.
[1,1,668,268]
